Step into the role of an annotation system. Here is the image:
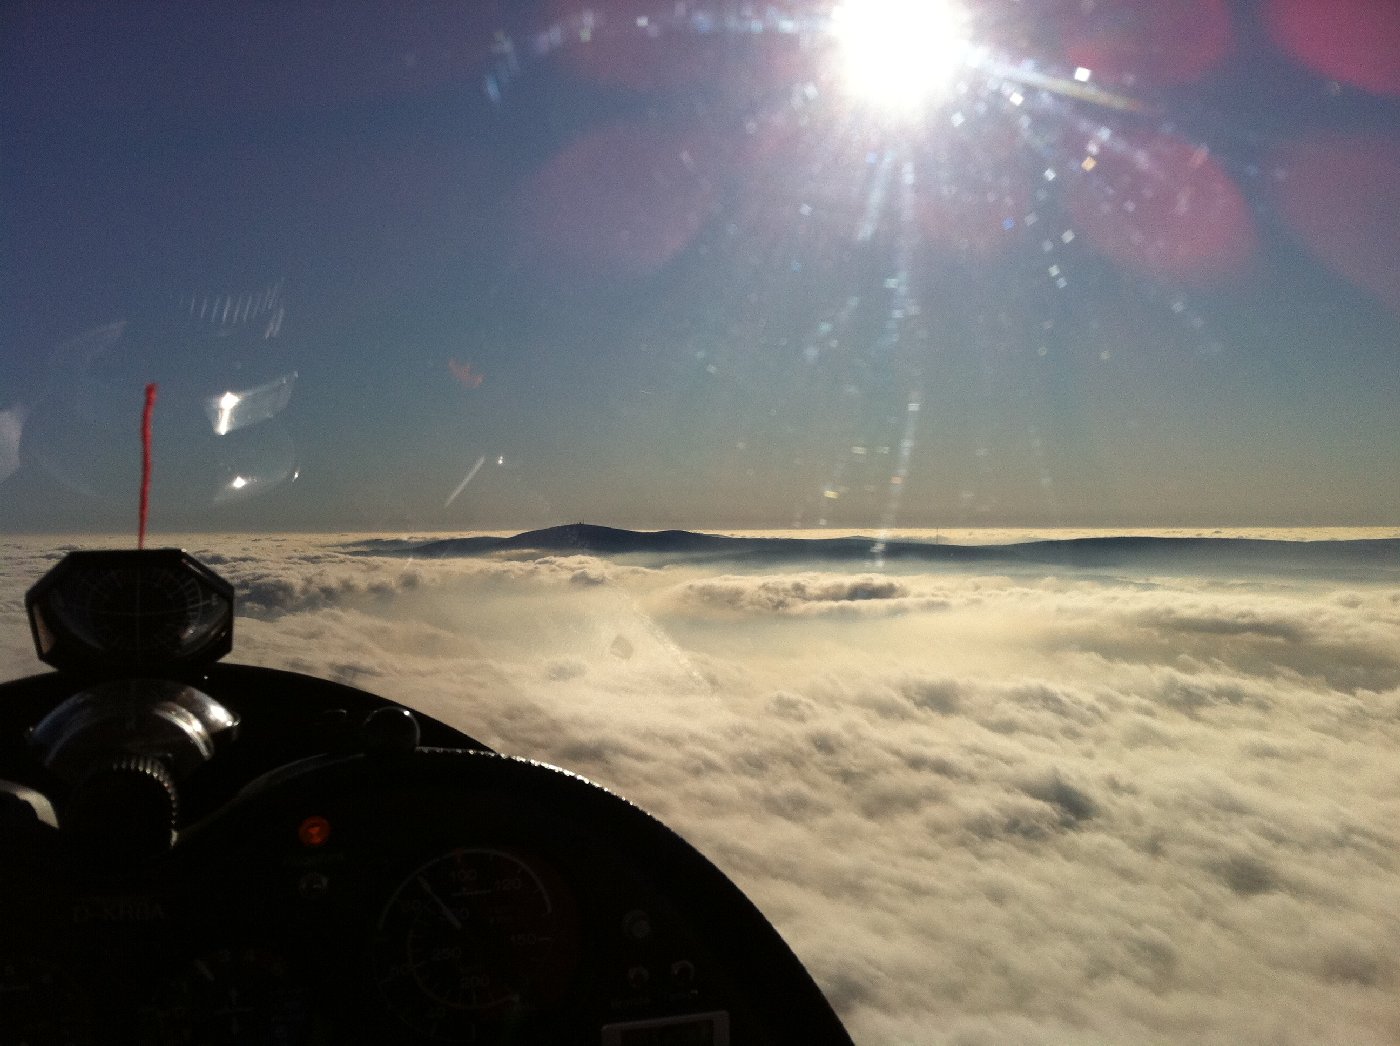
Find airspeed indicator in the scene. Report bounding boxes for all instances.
[372,847,578,1042]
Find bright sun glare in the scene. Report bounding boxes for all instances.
[831,0,970,113]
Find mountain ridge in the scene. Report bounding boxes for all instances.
[373,523,1400,570]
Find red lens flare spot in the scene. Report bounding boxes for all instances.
[1069,133,1254,284]
[1270,133,1400,313]
[449,360,485,389]
[298,815,332,847]
[1059,0,1232,87]
[1264,0,1400,97]
[516,123,722,280]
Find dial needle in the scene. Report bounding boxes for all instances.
[418,876,462,930]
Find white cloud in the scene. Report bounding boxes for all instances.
[674,573,934,616]
[2,535,1399,1043]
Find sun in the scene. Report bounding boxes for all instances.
[830,0,971,114]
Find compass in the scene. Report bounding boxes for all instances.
[26,549,234,673]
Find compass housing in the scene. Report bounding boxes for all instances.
[26,549,234,674]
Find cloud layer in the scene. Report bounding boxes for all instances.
[2,535,1399,1044]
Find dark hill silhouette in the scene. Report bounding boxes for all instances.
[409,523,994,560]
[384,524,1400,574]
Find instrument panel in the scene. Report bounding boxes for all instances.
[0,743,844,1044]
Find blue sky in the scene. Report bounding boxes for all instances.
[2,0,1397,532]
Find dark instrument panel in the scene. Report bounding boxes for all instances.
[0,664,852,1045]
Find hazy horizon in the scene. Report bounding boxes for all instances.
[6,524,1399,542]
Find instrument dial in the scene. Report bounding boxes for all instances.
[372,847,578,1042]
[138,946,316,1044]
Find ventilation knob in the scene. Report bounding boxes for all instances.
[65,754,177,861]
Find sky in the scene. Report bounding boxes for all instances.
[3,532,1399,1043]
[2,0,1399,533]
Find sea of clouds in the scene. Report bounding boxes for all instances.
[2,533,1399,1044]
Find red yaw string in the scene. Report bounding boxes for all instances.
[139,382,158,549]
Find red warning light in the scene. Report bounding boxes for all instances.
[298,815,332,847]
